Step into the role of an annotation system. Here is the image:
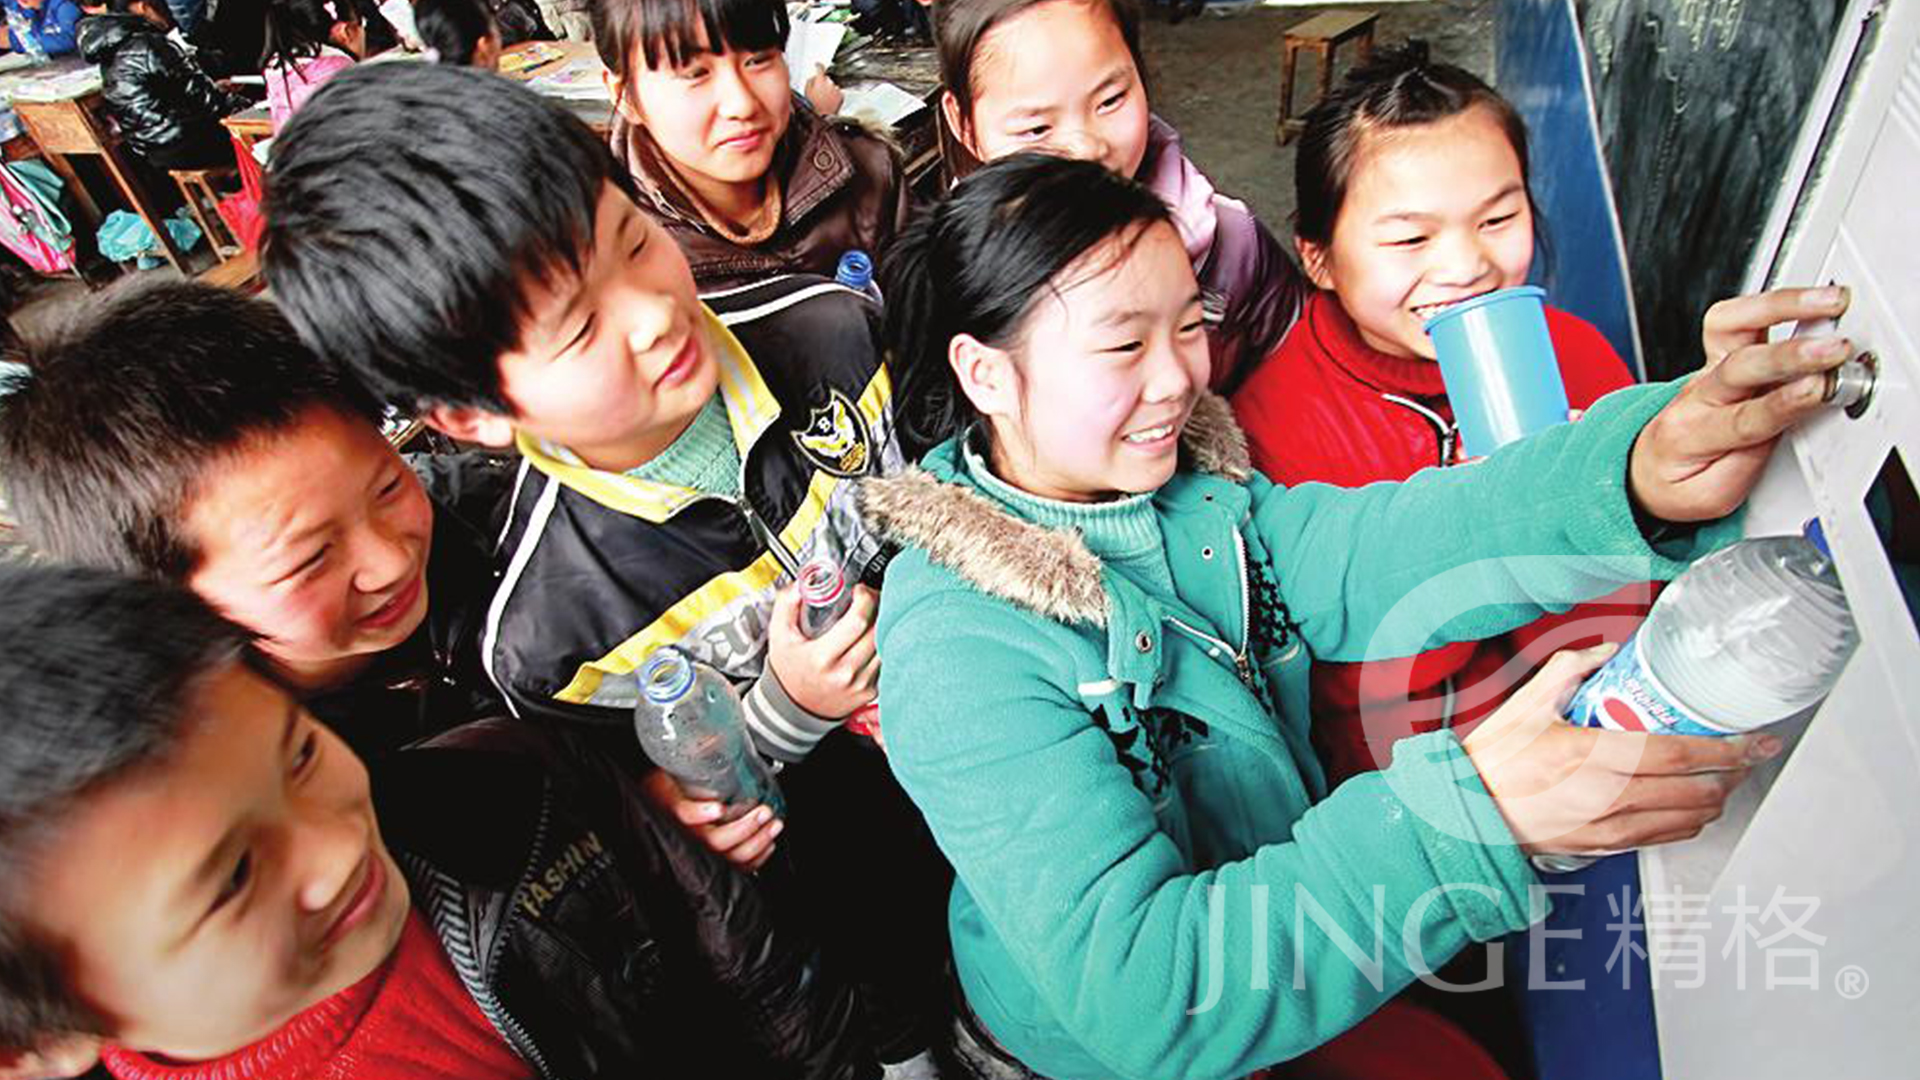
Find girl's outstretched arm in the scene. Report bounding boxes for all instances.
[877,584,1535,1080]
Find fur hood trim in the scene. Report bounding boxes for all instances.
[1181,390,1252,482]
[861,392,1251,627]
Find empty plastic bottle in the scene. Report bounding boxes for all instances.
[836,250,882,305]
[798,556,855,640]
[634,647,785,818]
[794,556,881,740]
[1533,533,1858,873]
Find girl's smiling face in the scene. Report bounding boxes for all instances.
[948,0,1152,180]
[1299,104,1535,360]
[609,21,793,219]
[957,221,1208,502]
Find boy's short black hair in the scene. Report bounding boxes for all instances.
[262,62,630,412]
[0,563,251,1056]
[0,280,383,581]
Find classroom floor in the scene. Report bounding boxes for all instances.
[1146,0,1496,231]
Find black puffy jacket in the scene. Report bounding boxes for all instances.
[376,719,879,1079]
[76,14,244,163]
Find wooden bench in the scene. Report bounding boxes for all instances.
[1276,9,1379,145]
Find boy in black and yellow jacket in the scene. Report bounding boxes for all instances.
[487,279,899,758]
[261,62,950,1075]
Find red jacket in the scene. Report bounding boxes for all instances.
[1231,290,1655,784]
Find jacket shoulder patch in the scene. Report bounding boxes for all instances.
[791,388,874,478]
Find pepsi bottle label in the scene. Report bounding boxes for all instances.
[1564,634,1732,737]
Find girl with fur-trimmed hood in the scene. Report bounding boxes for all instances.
[863,152,1841,1080]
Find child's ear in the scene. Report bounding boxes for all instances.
[0,1034,103,1079]
[941,91,981,161]
[603,69,643,126]
[949,333,1018,419]
[1295,237,1335,291]
[474,33,502,71]
[421,404,516,448]
[327,19,364,56]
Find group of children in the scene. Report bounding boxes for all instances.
[0,0,1860,1077]
[68,0,545,179]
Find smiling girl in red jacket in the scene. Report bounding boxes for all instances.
[1232,44,1653,786]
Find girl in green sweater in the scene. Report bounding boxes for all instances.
[862,153,1853,1080]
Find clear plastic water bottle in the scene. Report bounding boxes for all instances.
[7,7,46,63]
[835,250,882,305]
[635,647,785,818]
[1533,533,1858,873]
[798,557,855,640]
[795,557,882,740]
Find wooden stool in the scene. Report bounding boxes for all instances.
[197,247,261,292]
[170,167,243,263]
[13,95,197,274]
[1276,9,1378,145]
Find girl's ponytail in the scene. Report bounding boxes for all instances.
[877,152,1172,460]
[881,208,966,460]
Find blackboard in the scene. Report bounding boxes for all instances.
[1499,0,1643,377]
[1578,0,1846,380]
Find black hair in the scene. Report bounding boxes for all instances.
[416,0,497,65]
[103,0,169,23]
[0,280,383,581]
[263,62,630,412]
[933,0,1147,177]
[879,152,1171,457]
[261,0,396,75]
[0,563,251,1058]
[1295,41,1536,251]
[590,0,789,82]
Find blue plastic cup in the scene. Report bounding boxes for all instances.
[1422,286,1569,458]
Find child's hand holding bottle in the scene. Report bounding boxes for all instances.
[767,579,881,721]
[1460,643,1779,857]
[638,769,784,871]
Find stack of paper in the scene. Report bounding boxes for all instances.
[500,41,567,75]
[784,18,846,92]
[6,67,103,103]
[528,54,612,102]
[839,81,926,127]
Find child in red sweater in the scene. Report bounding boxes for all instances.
[1232,44,1653,785]
[0,565,877,1080]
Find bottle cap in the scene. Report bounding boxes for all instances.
[835,250,873,291]
[1803,516,1833,559]
[640,647,696,704]
[797,557,846,606]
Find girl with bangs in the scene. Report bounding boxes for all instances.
[590,0,911,290]
[932,0,1307,394]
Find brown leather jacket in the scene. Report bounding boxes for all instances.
[612,97,912,290]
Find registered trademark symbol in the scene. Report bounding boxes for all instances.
[1835,965,1869,999]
